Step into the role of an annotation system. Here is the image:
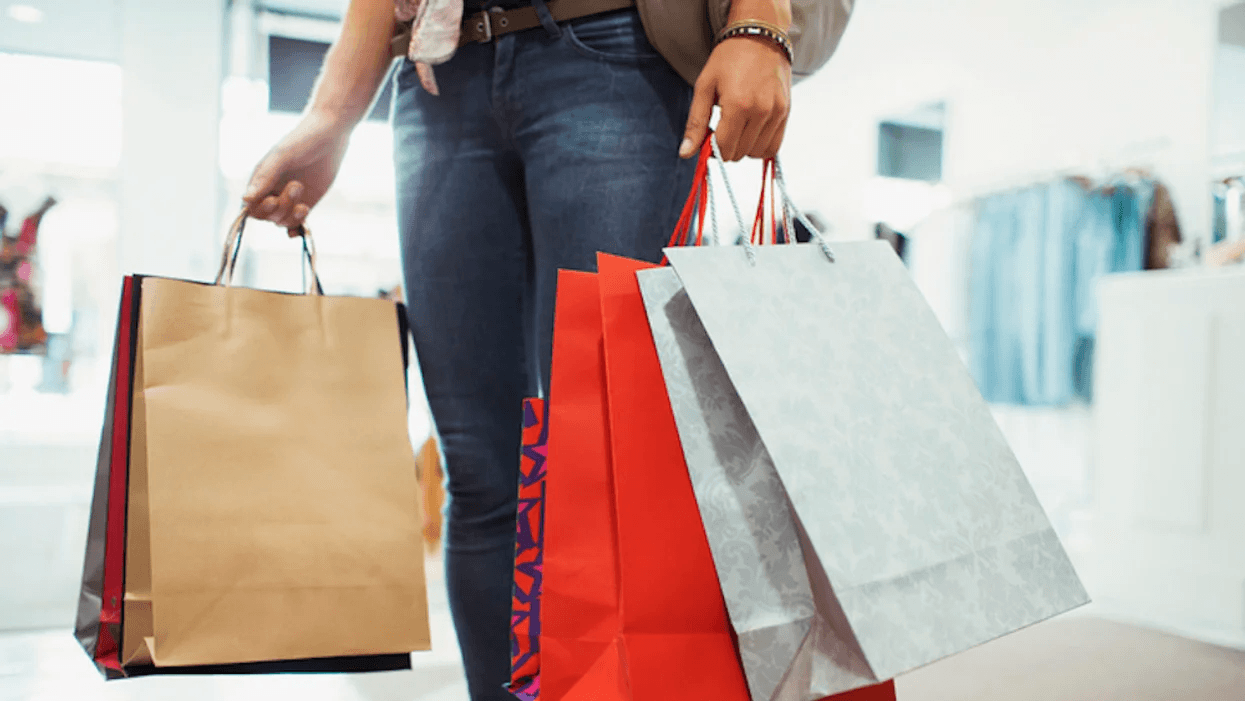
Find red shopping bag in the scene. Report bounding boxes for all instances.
[595,252,751,700]
[541,271,627,699]
[539,137,747,700]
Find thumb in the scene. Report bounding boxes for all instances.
[680,77,716,159]
[242,153,283,205]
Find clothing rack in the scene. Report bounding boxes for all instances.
[1210,149,1245,180]
[909,164,1155,235]
[944,137,1172,208]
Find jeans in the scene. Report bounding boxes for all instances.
[391,9,695,700]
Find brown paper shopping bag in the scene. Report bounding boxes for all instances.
[75,213,430,676]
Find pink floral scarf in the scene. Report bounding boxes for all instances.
[394,0,466,95]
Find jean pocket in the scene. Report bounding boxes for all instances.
[563,9,662,62]
[395,58,423,89]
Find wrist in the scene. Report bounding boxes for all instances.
[727,0,792,31]
[717,20,794,65]
[305,103,363,135]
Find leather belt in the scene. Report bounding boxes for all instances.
[392,0,637,57]
[459,0,636,46]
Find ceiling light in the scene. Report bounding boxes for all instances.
[7,4,44,23]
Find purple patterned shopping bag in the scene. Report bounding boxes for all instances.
[507,398,548,700]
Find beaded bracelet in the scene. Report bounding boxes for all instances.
[717,20,794,64]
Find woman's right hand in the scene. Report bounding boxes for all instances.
[242,109,353,233]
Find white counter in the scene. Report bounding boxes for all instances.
[1089,266,1245,647]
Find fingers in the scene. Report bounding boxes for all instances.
[242,154,282,210]
[718,87,785,161]
[734,113,768,162]
[715,100,746,162]
[250,180,307,229]
[743,84,789,159]
[274,180,302,224]
[242,150,310,228]
[681,76,717,159]
[281,204,310,233]
[286,219,308,239]
[754,115,788,161]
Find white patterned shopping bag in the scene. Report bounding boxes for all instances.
[637,150,1089,701]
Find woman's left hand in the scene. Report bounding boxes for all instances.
[680,32,792,162]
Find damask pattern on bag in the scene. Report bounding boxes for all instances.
[664,242,1089,682]
[638,267,881,701]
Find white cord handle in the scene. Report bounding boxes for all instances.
[709,135,757,264]
[772,158,835,262]
[702,137,835,264]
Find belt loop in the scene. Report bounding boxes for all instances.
[531,0,562,37]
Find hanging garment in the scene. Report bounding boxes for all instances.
[0,197,55,353]
[968,178,1152,406]
[1144,182,1182,269]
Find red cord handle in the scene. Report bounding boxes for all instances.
[667,136,715,250]
[750,158,785,246]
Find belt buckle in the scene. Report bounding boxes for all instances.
[472,7,505,43]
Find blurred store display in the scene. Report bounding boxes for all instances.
[0,196,55,355]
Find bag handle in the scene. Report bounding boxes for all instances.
[692,134,836,263]
[770,157,835,262]
[749,158,778,246]
[741,157,831,260]
[667,137,714,250]
[214,209,326,295]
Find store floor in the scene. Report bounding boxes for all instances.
[8,610,1245,701]
[0,553,470,701]
[9,406,1234,700]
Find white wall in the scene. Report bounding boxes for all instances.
[781,0,1220,246]
[1213,41,1245,170]
[0,0,228,631]
[1092,267,1245,648]
[0,0,121,62]
[118,0,227,282]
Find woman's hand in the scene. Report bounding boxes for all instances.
[239,0,396,232]
[680,0,793,162]
[241,109,353,233]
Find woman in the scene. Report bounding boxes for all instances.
[242,1,816,698]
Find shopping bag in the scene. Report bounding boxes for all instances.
[644,158,1089,694]
[541,270,626,700]
[604,154,895,701]
[536,138,744,699]
[541,144,894,701]
[635,161,895,700]
[74,214,431,677]
[74,275,138,677]
[542,263,748,701]
[508,397,549,701]
[537,140,713,701]
[594,252,752,700]
[640,264,899,701]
